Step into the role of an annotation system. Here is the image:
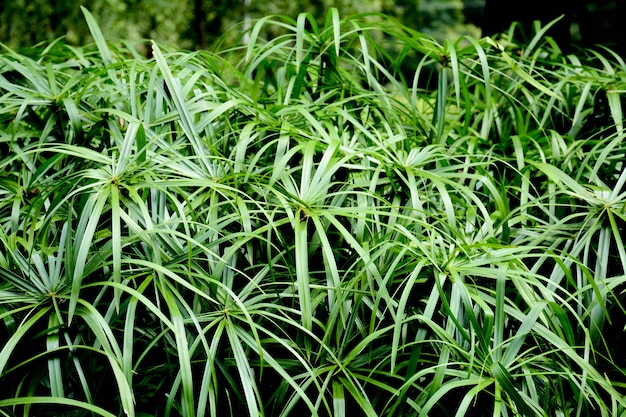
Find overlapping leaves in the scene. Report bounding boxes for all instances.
[1,8,626,417]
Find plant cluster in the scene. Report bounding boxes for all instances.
[1,8,626,417]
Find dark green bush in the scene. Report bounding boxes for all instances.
[1,8,625,417]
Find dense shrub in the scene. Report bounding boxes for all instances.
[1,8,625,417]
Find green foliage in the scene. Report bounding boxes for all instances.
[1,7,626,417]
[0,0,479,51]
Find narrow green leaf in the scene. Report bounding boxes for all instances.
[80,7,113,65]
[391,261,424,371]
[226,322,260,417]
[329,8,341,57]
[332,380,346,417]
[499,48,562,102]
[491,362,541,417]
[136,123,147,164]
[338,376,378,417]
[77,301,135,416]
[151,42,210,174]
[606,89,623,134]
[0,307,49,374]
[294,208,312,333]
[46,314,65,398]
[295,13,307,70]
[0,397,116,417]
[492,264,507,362]
[68,190,108,323]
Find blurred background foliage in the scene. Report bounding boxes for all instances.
[0,0,489,51]
[1,0,623,54]
[0,0,626,59]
